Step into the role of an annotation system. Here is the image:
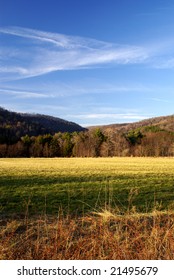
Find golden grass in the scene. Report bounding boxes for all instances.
[1,157,174,259]
[1,157,174,216]
[1,210,174,260]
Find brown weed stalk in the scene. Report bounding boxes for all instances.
[0,210,174,260]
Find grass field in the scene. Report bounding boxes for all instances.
[0,157,174,217]
[1,157,174,260]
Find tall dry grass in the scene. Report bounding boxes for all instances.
[1,209,174,260]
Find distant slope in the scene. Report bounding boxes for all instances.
[0,107,86,143]
[88,115,174,133]
[21,112,86,133]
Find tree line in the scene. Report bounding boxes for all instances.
[0,126,174,157]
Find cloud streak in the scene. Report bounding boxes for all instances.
[68,113,152,126]
[149,97,169,103]
[0,26,150,81]
[0,88,52,98]
[68,113,150,120]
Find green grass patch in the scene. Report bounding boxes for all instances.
[0,157,174,217]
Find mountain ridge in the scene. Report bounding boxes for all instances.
[1,106,174,137]
[0,107,174,157]
[87,114,174,133]
[0,107,86,144]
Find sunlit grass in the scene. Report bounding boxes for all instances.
[0,157,174,216]
[1,157,174,259]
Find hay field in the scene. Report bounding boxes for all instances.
[1,157,174,260]
[0,157,174,216]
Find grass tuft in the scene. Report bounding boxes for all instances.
[1,209,174,260]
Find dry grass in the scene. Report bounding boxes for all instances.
[1,210,174,260]
[1,157,174,216]
[1,158,174,259]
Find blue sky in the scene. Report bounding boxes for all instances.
[0,0,174,126]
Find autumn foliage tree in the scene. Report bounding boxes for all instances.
[0,126,173,158]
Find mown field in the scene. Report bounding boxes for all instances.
[0,157,174,217]
[1,157,174,260]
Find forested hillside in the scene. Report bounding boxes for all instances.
[0,107,174,157]
[0,107,86,144]
[88,115,174,133]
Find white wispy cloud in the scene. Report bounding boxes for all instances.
[73,113,153,126]
[0,79,155,102]
[34,80,153,97]
[0,26,150,81]
[153,57,174,69]
[0,88,52,98]
[68,113,150,120]
[149,97,169,103]
[0,26,108,49]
